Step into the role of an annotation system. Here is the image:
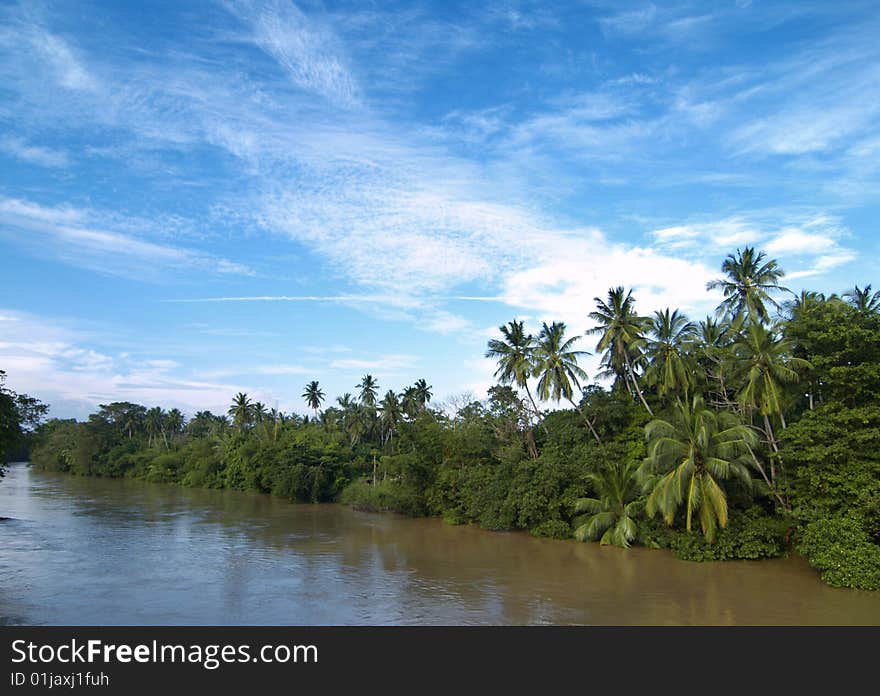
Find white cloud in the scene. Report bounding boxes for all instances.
[225,0,359,107]
[328,354,418,374]
[0,136,69,167]
[27,28,98,92]
[0,310,283,418]
[0,197,254,280]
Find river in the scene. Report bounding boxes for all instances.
[1,463,879,625]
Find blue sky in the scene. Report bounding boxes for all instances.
[1,0,878,419]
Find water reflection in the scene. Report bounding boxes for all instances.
[1,463,879,625]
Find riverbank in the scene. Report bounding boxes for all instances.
[3,463,880,626]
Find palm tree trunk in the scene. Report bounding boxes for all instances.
[625,353,653,416]
[567,398,601,444]
[745,443,790,511]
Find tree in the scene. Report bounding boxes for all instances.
[485,320,542,420]
[843,284,880,314]
[706,247,787,325]
[533,321,601,444]
[302,381,325,420]
[145,407,165,448]
[734,323,811,460]
[358,374,379,407]
[379,390,401,451]
[0,372,20,475]
[573,460,643,548]
[165,408,185,447]
[588,287,653,415]
[413,379,432,411]
[228,393,253,432]
[643,308,697,401]
[640,395,755,542]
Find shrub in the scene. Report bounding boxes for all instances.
[797,514,880,591]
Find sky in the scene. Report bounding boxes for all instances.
[1,0,878,420]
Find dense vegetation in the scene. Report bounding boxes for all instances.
[0,369,48,480]
[14,248,880,590]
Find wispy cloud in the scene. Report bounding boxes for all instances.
[0,136,69,167]
[0,197,254,280]
[223,0,359,107]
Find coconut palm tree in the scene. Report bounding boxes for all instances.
[695,316,736,410]
[400,386,419,419]
[165,408,184,447]
[643,308,697,401]
[843,284,880,314]
[269,408,283,442]
[145,407,164,448]
[734,323,811,468]
[228,392,253,432]
[640,395,755,542]
[485,320,542,420]
[413,379,432,411]
[379,390,401,451]
[588,286,653,415]
[533,321,601,444]
[573,460,643,548]
[302,381,325,420]
[358,374,379,407]
[706,247,788,325]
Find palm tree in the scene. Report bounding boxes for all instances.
[302,381,325,420]
[358,374,379,407]
[485,320,542,420]
[843,284,880,314]
[695,316,735,410]
[379,390,401,451]
[784,289,826,320]
[533,321,601,444]
[165,408,184,447]
[588,286,653,415]
[269,408,283,442]
[228,392,253,432]
[145,407,164,448]
[734,323,811,469]
[640,395,755,542]
[413,379,432,411]
[400,386,419,419]
[643,308,697,401]
[573,460,643,548]
[706,247,788,325]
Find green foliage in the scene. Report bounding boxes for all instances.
[641,507,790,561]
[797,515,880,591]
[339,479,425,516]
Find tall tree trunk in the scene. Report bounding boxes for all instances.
[567,397,601,444]
[624,353,653,416]
[763,413,781,484]
[745,443,790,511]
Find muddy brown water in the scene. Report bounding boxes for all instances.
[1,463,878,625]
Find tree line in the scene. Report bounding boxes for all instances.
[17,248,880,590]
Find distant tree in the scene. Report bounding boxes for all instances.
[302,381,325,420]
[843,284,880,314]
[588,287,653,415]
[643,308,697,401]
[358,374,379,407]
[145,407,164,448]
[228,393,253,432]
[486,320,542,420]
[706,247,787,325]
[533,321,600,444]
